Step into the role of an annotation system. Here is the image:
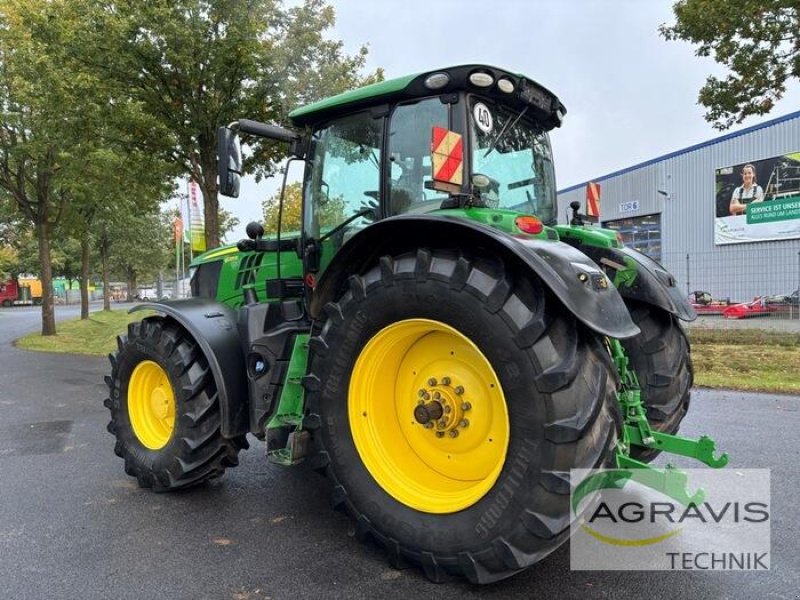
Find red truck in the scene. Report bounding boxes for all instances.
[0,278,40,307]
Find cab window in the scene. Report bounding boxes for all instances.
[304,111,383,247]
[387,98,450,215]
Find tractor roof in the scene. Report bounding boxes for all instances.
[288,64,567,130]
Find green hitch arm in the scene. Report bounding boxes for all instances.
[615,454,706,507]
[625,427,729,469]
[605,336,728,507]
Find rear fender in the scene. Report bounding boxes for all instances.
[311,215,639,339]
[131,299,248,438]
[573,245,697,321]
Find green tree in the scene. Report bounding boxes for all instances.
[263,182,303,233]
[109,211,172,302]
[661,1,800,129]
[262,181,345,235]
[0,245,16,280]
[0,0,80,333]
[6,230,40,277]
[0,0,170,331]
[78,0,381,250]
[219,208,240,243]
[51,236,82,292]
[62,147,174,315]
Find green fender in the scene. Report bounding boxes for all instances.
[310,215,640,339]
[131,299,249,438]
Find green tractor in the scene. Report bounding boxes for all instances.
[105,64,726,583]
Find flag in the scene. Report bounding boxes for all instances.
[180,188,191,244]
[188,180,206,253]
[173,217,183,244]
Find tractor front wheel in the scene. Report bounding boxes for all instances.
[305,250,620,583]
[104,316,247,491]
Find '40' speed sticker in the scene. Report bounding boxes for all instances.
[473,102,493,134]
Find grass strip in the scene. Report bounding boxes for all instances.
[16,309,153,356]
[688,329,800,394]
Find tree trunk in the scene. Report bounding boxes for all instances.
[80,236,90,320]
[128,272,137,302]
[200,155,220,250]
[36,220,56,336]
[101,244,111,312]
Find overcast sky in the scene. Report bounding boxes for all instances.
[220,0,800,241]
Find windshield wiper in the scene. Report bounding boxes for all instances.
[483,105,529,158]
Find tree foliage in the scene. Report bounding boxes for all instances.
[0,0,174,331]
[661,1,800,129]
[0,244,16,280]
[263,182,303,233]
[78,0,382,249]
[109,210,172,297]
[262,181,345,235]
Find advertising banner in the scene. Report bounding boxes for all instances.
[715,153,800,245]
[187,180,206,253]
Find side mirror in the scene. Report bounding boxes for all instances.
[217,126,242,198]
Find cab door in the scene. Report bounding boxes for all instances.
[302,111,384,278]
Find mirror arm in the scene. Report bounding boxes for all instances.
[237,119,300,144]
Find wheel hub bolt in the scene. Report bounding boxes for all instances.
[454,385,464,395]
[418,389,427,397]
[460,419,469,428]
[461,401,471,411]
[413,401,444,425]
[428,377,437,386]
[433,391,441,400]
[424,422,434,429]
[441,376,451,385]
[443,405,451,414]
[449,430,459,438]
[436,431,445,438]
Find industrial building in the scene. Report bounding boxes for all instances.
[557,110,800,304]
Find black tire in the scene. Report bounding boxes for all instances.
[1,299,11,308]
[104,316,247,491]
[621,301,693,463]
[304,249,621,583]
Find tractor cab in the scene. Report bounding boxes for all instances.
[219,65,565,279]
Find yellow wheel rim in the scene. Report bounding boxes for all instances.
[128,360,176,450]
[349,319,509,513]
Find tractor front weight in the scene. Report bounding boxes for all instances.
[608,338,729,505]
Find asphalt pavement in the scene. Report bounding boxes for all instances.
[0,305,797,599]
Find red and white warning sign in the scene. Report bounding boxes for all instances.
[431,126,464,191]
[586,181,601,219]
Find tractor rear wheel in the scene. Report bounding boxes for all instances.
[104,316,247,491]
[304,250,620,583]
[621,302,693,462]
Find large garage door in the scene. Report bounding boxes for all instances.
[603,214,662,261]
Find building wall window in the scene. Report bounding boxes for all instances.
[603,214,662,261]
